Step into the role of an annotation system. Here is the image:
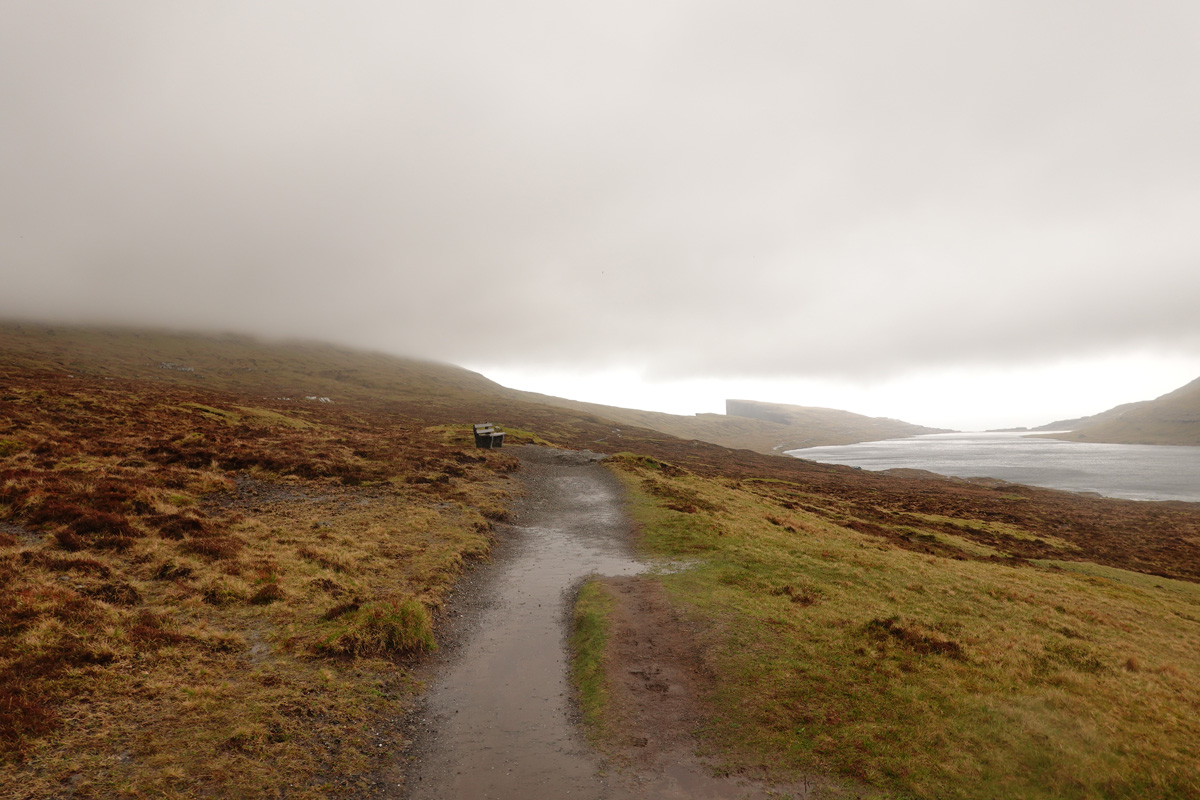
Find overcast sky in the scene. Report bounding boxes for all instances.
[3,1,1199,430]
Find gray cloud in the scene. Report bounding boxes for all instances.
[3,1,1199,383]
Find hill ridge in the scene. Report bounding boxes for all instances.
[1038,374,1200,446]
[1,320,944,454]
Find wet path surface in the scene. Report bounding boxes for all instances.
[401,446,814,799]
[403,447,642,799]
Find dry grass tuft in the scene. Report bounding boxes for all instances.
[864,615,965,659]
[319,596,436,657]
[250,583,286,605]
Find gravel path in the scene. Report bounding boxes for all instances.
[393,445,821,799]
[400,446,642,798]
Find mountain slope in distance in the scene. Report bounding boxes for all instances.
[1,320,947,455]
[505,392,949,454]
[726,398,950,448]
[1033,401,1150,433]
[1037,375,1200,446]
[0,320,505,403]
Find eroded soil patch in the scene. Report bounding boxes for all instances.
[596,576,711,763]
[592,576,852,800]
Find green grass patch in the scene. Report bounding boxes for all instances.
[902,511,1080,551]
[490,425,555,447]
[606,454,1200,799]
[569,579,615,739]
[428,423,556,449]
[179,402,240,424]
[915,529,1006,559]
[319,596,436,657]
[234,406,315,429]
[1034,559,1200,605]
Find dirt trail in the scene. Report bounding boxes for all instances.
[396,446,816,799]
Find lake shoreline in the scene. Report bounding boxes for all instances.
[787,431,1200,503]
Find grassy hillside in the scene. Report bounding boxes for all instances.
[5,321,1200,798]
[1039,376,1200,446]
[593,455,1200,797]
[0,321,506,404]
[1033,400,1149,432]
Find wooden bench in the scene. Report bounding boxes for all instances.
[472,422,506,449]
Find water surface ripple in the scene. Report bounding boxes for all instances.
[789,432,1200,502]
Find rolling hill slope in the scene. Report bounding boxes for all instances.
[1040,375,1200,446]
[0,321,505,403]
[0,322,940,454]
[502,392,945,454]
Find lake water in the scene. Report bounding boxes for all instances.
[787,432,1200,503]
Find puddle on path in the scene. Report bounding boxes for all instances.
[404,448,641,799]
[402,447,813,800]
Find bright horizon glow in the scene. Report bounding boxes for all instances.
[469,352,1200,433]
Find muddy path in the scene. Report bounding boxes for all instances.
[395,446,816,799]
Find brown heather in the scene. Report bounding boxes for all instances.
[4,323,1200,799]
[0,363,516,798]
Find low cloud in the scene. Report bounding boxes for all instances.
[3,1,1199,386]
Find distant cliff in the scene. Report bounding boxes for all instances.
[725,399,950,449]
[508,393,949,454]
[1037,376,1200,446]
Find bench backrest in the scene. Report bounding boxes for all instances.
[471,422,505,448]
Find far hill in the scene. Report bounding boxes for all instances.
[726,398,949,447]
[0,320,506,404]
[1038,375,1200,446]
[1032,400,1150,433]
[501,393,946,454]
[0,321,942,454]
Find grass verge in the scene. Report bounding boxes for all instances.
[606,453,1200,799]
[569,579,615,741]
